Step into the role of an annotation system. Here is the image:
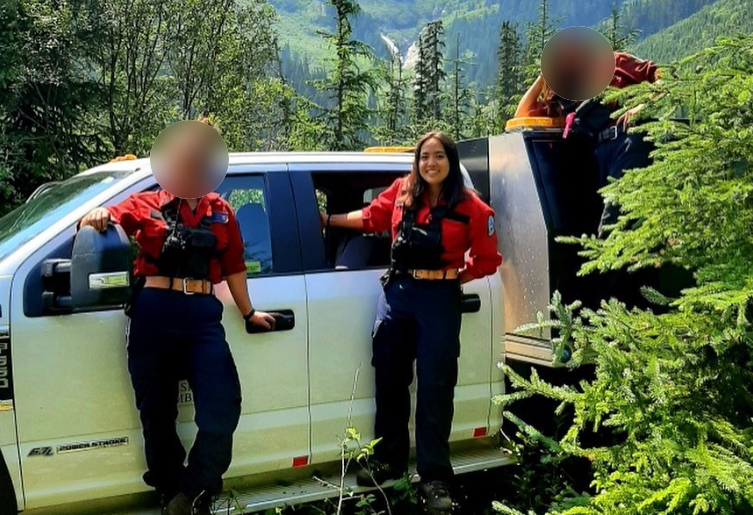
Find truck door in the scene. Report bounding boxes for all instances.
[10,166,309,510]
[290,164,498,467]
[212,168,310,477]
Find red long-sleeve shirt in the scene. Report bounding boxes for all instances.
[107,190,247,283]
[362,177,502,279]
[528,52,658,116]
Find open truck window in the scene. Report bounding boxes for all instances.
[311,171,400,270]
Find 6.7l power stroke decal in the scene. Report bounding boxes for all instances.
[28,437,129,457]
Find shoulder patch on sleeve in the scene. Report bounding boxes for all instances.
[211,212,229,224]
[487,215,495,237]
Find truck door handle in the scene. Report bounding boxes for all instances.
[270,309,295,331]
[461,294,481,314]
[246,309,295,333]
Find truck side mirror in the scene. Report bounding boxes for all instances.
[70,224,132,310]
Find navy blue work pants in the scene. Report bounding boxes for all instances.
[595,130,654,237]
[595,130,657,307]
[371,275,463,482]
[126,287,242,499]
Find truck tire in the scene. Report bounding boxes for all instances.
[0,448,19,514]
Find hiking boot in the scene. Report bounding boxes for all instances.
[158,485,183,513]
[418,480,453,514]
[164,491,212,515]
[164,493,192,515]
[355,460,405,487]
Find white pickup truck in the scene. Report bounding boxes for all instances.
[0,125,601,514]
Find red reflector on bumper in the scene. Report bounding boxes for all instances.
[292,456,309,468]
[473,427,487,438]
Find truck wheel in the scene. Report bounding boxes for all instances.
[0,449,19,514]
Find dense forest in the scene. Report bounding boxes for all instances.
[2,0,748,217]
[634,0,753,63]
[272,0,721,86]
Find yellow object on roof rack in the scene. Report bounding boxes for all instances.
[364,146,415,153]
[505,117,566,132]
[109,154,138,163]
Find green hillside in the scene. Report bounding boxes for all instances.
[271,0,634,73]
[633,0,753,63]
[271,0,722,87]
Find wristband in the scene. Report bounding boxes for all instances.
[243,308,256,322]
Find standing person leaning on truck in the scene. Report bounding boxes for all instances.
[78,118,275,515]
[323,132,502,514]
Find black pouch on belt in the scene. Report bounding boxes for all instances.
[124,276,146,318]
[181,226,217,279]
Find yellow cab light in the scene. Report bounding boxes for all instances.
[364,146,415,153]
[505,117,566,132]
[109,154,138,163]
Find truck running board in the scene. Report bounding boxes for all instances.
[108,446,514,515]
[222,446,514,514]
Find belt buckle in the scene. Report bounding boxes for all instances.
[607,126,619,140]
[182,277,195,295]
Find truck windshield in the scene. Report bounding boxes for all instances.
[0,171,131,262]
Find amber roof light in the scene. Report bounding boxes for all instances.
[505,117,566,132]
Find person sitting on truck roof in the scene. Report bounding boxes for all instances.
[322,132,502,515]
[517,51,661,237]
[78,117,276,515]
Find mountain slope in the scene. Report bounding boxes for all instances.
[632,0,753,63]
[271,0,635,68]
[271,0,726,88]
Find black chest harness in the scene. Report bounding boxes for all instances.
[126,199,219,317]
[154,199,218,280]
[389,204,469,273]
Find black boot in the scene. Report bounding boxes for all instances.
[418,480,453,514]
[164,491,212,515]
[355,460,406,487]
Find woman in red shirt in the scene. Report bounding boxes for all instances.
[324,132,502,513]
[79,118,274,515]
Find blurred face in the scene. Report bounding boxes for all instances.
[418,137,451,187]
[542,26,615,101]
[150,120,229,198]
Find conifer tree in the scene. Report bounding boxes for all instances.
[412,30,429,125]
[496,20,523,128]
[602,4,640,52]
[447,33,470,140]
[523,0,559,84]
[312,0,377,150]
[495,34,753,515]
[413,20,446,125]
[374,35,408,145]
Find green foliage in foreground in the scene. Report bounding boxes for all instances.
[495,34,753,515]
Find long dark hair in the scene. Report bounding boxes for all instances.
[401,132,467,209]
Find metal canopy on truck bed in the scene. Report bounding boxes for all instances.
[459,128,603,367]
